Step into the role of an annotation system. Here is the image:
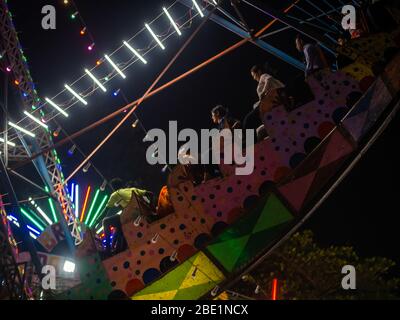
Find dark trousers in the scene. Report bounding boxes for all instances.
[102,214,126,255]
[243,106,262,131]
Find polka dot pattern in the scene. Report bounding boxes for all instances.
[262,67,368,170]
[264,96,339,169]
[192,139,288,224]
[307,70,361,107]
[341,62,374,82]
[337,33,396,68]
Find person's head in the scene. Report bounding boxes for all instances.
[250,65,264,82]
[211,105,227,124]
[126,179,141,188]
[110,178,124,191]
[295,34,305,52]
[337,37,346,46]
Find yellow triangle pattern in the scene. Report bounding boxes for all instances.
[179,252,224,290]
[132,289,178,300]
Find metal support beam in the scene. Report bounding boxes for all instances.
[242,0,335,54]
[258,7,342,40]
[292,3,341,34]
[0,195,26,299]
[230,0,254,37]
[179,0,305,71]
[2,74,9,166]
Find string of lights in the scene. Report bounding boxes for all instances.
[2,5,198,143]
[1,1,214,145]
[61,0,96,52]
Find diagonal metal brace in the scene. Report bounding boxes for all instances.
[179,0,305,71]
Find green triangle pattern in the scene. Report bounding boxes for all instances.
[206,193,294,273]
[206,235,251,272]
[234,222,292,270]
[252,193,293,234]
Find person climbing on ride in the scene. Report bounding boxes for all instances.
[244,64,285,140]
[106,178,151,209]
[295,34,329,79]
[101,178,153,257]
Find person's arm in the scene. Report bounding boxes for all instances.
[231,120,241,129]
[132,188,153,205]
[303,45,313,76]
[258,75,269,99]
[106,193,116,208]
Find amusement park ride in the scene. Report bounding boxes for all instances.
[0,0,399,300]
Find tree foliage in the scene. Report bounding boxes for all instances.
[238,230,400,300]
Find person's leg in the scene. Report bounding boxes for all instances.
[256,125,268,141]
[110,215,127,253]
[243,107,261,131]
[102,214,125,255]
[102,216,113,255]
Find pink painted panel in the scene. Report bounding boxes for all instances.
[264,97,339,169]
[307,70,361,106]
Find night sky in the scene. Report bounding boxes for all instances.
[2,0,400,275]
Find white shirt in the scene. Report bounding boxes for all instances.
[257,73,285,100]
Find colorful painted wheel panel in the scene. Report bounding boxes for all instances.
[342,77,393,143]
[307,70,361,107]
[205,193,293,273]
[105,214,213,296]
[170,183,216,232]
[102,238,179,296]
[337,33,396,68]
[341,62,374,82]
[264,97,341,169]
[278,129,354,213]
[132,251,225,300]
[217,138,290,181]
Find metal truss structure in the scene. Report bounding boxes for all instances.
[0,0,79,249]
[0,196,27,300]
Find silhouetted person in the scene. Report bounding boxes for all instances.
[295,35,329,78]
[211,105,240,131]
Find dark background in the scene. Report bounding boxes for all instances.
[2,0,400,276]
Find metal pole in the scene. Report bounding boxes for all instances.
[292,3,341,33]
[3,74,8,166]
